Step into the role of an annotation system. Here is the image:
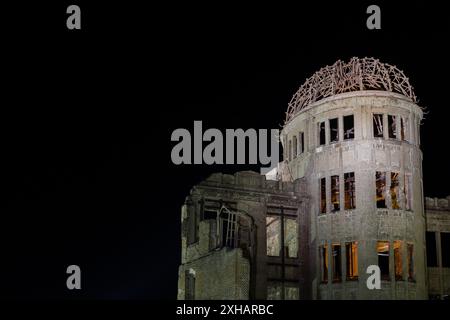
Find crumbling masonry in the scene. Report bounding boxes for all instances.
[177,58,450,300]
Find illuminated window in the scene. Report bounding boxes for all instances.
[376,171,386,208]
[344,172,356,209]
[344,115,354,140]
[329,118,339,143]
[377,241,390,280]
[320,177,327,214]
[394,240,403,280]
[331,175,340,212]
[319,121,326,145]
[373,114,384,138]
[388,115,397,139]
[407,243,414,281]
[320,244,328,283]
[332,244,342,282]
[390,172,400,209]
[346,242,358,280]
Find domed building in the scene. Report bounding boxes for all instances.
[177,58,450,300]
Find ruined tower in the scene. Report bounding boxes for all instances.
[280,57,427,299]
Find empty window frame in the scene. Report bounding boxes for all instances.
[266,216,281,256]
[346,242,358,280]
[186,205,198,245]
[267,283,299,300]
[426,232,438,267]
[404,174,412,210]
[185,271,195,300]
[344,172,356,210]
[320,244,328,283]
[329,118,339,143]
[394,240,403,280]
[284,217,298,258]
[266,216,298,258]
[293,135,297,158]
[319,121,326,145]
[373,114,384,138]
[377,241,390,280]
[202,210,217,220]
[441,232,450,268]
[288,140,292,161]
[388,115,397,139]
[332,244,342,282]
[221,209,237,248]
[407,243,414,281]
[376,171,387,208]
[299,132,305,154]
[331,175,340,212]
[320,177,327,214]
[390,172,400,209]
[343,115,355,140]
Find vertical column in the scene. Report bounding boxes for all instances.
[383,113,389,139]
[436,231,444,299]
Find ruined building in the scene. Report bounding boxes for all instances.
[177,58,450,300]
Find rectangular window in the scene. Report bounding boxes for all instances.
[284,217,298,258]
[320,177,327,214]
[221,210,237,248]
[346,242,358,280]
[376,171,386,208]
[390,172,400,209]
[299,132,305,154]
[267,283,299,300]
[344,115,354,140]
[187,205,198,245]
[407,243,414,281]
[266,216,281,256]
[331,175,340,212]
[394,240,403,280]
[320,244,328,283]
[388,115,397,139]
[426,231,438,267]
[344,172,356,209]
[329,118,339,143]
[202,210,217,220]
[266,216,298,258]
[332,244,342,282]
[441,232,450,268]
[319,121,326,145]
[377,241,390,280]
[288,140,292,161]
[185,271,195,300]
[293,135,297,158]
[373,114,384,138]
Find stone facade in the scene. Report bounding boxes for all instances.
[425,197,450,299]
[177,74,450,300]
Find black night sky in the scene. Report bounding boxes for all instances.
[1,1,449,299]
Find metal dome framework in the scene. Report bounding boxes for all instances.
[285,57,417,123]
